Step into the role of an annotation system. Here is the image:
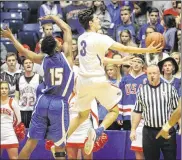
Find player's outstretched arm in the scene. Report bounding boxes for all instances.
[0,27,44,64]
[103,56,134,65]
[156,99,181,139]
[39,15,73,67]
[110,41,163,54]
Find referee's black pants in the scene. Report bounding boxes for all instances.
[143,126,176,160]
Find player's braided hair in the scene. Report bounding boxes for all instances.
[41,35,56,56]
[78,7,95,30]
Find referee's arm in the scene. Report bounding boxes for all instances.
[131,89,143,131]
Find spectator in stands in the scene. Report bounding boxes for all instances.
[138,7,164,48]
[63,1,86,36]
[115,6,137,43]
[152,1,173,18]
[35,21,63,53]
[120,54,147,159]
[15,58,43,128]
[0,42,7,65]
[39,0,63,32]
[158,55,181,95]
[104,0,122,38]
[133,1,148,29]
[93,1,112,35]
[0,52,22,97]
[163,14,177,53]
[119,29,137,56]
[171,52,181,79]
[105,64,121,87]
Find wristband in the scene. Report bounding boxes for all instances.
[162,122,172,132]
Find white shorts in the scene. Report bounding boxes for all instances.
[131,119,144,152]
[75,75,122,112]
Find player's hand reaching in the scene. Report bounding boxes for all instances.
[130,130,136,141]
[147,41,163,53]
[0,26,13,39]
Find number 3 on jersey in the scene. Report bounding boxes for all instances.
[80,40,87,56]
[50,68,63,85]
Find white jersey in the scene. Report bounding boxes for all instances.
[18,74,40,111]
[1,98,21,147]
[78,32,115,77]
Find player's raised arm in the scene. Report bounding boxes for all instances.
[39,15,73,67]
[0,27,45,64]
[109,41,163,54]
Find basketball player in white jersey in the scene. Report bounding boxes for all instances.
[15,58,43,128]
[67,8,163,155]
[0,81,21,159]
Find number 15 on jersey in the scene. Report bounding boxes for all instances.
[50,68,63,85]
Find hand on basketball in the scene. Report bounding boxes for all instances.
[147,41,163,53]
[0,26,13,39]
[156,129,171,139]
[130,130,136,141]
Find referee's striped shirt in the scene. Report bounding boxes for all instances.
[134,82,179,128]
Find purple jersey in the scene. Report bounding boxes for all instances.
[119,73,147,120]
[42,52,74,100]
[28,52,74,145]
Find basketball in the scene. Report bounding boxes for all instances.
[145,32,165,49]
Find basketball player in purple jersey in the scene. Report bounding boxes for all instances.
[1,15,74,159]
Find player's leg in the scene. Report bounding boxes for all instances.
[99,105,119,131]
[19,95,48,159]
[84,83,121,155]
[18,138,38,159]
[47,98,72,159]
[96,83,121,131]
[7,148,18,159]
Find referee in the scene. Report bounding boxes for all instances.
[130,65,179,160]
